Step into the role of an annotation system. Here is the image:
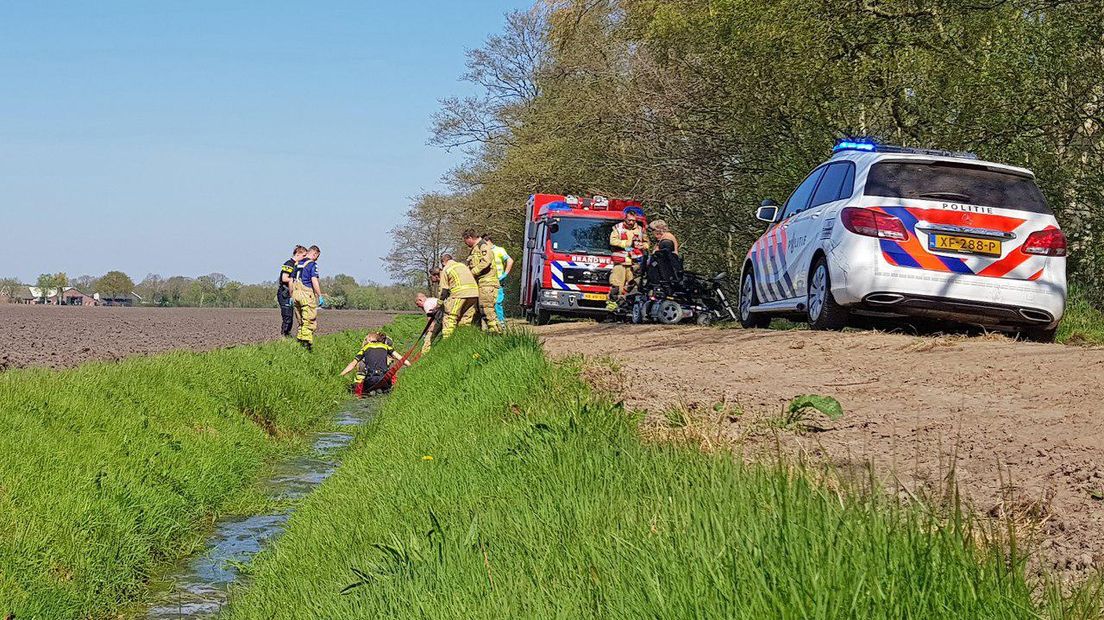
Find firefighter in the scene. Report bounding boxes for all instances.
[278,245,307,336]
[339,331,408,397]
[462,229,503,333]
[484,233,513,327]
[607,211,648,311]
[291,245,326,351]
[438,253,479,338]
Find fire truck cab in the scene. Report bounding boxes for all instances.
[521,193,645,325]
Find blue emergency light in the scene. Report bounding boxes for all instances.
[833,139,878,153]
[832,138,979,160]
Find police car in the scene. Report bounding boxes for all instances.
[738,139,1068,341]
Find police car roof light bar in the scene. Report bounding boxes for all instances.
[833,138,978,160]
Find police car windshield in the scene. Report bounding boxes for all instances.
[549,217,615,255]
[865,161,1051,214]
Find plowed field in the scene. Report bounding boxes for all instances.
[0,305,394,371]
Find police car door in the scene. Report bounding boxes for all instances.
[766,166,826,301]
[786,161,856,296]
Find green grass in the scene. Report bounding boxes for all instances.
[1058,289,1104,345]
[0,331,368,618]
[220,324,1093,619]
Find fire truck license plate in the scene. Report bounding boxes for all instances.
[928,234,1001,257]
[583,293,608,301]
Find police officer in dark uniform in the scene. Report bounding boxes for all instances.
[278,245,307,336]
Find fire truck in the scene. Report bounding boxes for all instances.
[520,193,645,325]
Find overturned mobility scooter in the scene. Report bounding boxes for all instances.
[620,243,738,325]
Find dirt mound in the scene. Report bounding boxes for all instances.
[538,322,1104,581]
[0,306,395,370]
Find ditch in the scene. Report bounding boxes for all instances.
[142,400,378,618]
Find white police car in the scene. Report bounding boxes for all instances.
[738,140,1068,341]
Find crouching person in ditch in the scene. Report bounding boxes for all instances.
[340,332,408,397]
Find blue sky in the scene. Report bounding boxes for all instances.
[0,1,529,285]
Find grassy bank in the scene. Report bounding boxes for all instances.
[221,324,1080,619]
[0,332,365,618]
[1058,289,1104,345]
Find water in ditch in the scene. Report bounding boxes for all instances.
[143,401,376,618]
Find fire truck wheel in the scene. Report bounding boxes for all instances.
[533,306,551,326]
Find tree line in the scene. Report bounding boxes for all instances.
[389,0,1104,306]
[0,271,416,311]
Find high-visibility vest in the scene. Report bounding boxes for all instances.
[443,261,479,298]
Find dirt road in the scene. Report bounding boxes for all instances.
[0,306,395,371]
[538,322,1104,579]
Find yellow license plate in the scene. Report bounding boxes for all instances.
[929,234,1002,257]
[583,293,608,301]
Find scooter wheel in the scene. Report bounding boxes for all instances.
[657,300,682,325]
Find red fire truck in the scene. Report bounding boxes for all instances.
[520,193,645,325]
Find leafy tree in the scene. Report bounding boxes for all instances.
[0,277,24,302]
[35,273,67,304]
[94,271,135,300]
[162,276,193,306]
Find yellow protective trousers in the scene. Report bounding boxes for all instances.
[442,297,477,338]
[477,285,502,333]
[291,282,318,344]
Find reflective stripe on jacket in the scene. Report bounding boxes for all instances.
[442,261,479,298]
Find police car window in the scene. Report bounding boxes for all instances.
[782,166,827,218]
[839,163,855,200]
[865,161,1051,214]
[809,162,855,208]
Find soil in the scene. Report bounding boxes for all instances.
[538,322,1104,581]
[0,305,395,371]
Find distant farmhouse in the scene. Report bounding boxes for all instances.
[25,286,97,306]
[1,286,140,307]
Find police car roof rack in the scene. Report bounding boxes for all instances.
[833,139,978,160]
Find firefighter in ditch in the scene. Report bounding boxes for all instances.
[606,211,649,311]
[438,253,480,339]
[462,229,503,333]
[290,244,325,351]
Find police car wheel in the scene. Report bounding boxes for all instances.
[738,271,771,329]
[807,257,848,331]
[1020,325,1057,343]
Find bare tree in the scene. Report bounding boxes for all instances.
[385,193,466,290]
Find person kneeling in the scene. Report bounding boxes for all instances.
[340,332,408,397]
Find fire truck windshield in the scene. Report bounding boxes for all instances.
[548,217,616,256]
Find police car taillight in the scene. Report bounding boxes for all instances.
[840,207,910,241]
[1021,228,1067,257]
